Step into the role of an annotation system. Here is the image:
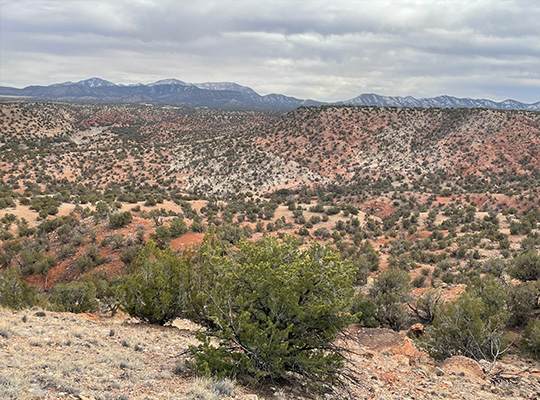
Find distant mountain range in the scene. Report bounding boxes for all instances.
[0,77,538,111]
[338,93,540,112]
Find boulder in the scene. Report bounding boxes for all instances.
[409,323,425,337]
[440,356,486,382]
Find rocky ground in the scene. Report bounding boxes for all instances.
[343,327,540,399]
[1,308,538,400]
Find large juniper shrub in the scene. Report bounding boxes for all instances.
[189,234,358,388]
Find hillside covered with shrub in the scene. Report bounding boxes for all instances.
[0,101,539,399]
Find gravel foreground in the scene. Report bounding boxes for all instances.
[0,308,539,400]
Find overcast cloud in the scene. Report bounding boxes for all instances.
[0,0,539,102]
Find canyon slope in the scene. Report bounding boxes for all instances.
[1,102,539,196]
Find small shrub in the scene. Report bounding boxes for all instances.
[508,250,540,281]
[0,326,14,339]
[506,281,540,327]
[481,259,505,278]
[190,221,205,233]
[408,289,442,324]
[351,293,379,327]
[169,217,188,238]
[110,234,125,249]
[119,247,139,272]
[75,244,104,272]
[370,266,411,330]
[441,271,455,284]
[59,244,76,260]
[50,281,98,313]
[436,259,453,271]
[411,274,426,288]
[150,225,172,249]
[71,234,85,247]
[109,211,133,229]
[80,271,126,316]
[420,277,509,362]
[120,241,186,325]
[0,267,39,310]
[18,250,56,277]
[172,361,189,376]
[522,319,540,360]
[76,255,94,272]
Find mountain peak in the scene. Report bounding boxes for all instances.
[194,82,258,95]
[148,78,189,86]
[48,81,75,87]
[75,77,117,88]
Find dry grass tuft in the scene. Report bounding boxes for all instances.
[184,377,235,400]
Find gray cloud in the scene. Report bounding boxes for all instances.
[0,0,539,102]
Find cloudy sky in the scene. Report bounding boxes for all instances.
[0,0,539,102]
